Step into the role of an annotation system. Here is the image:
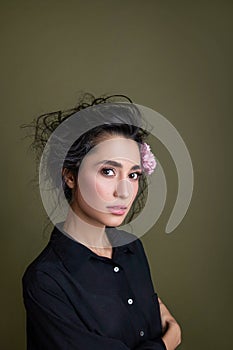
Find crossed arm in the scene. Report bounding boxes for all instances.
[23,271,181,350]
[158,297,182,350]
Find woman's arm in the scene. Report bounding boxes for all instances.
[158,297,182,350]
[23,270,130,350]
[23,270,171,350]
[131,297,181,350]
[133,339,166,350]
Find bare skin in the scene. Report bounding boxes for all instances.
[63,136,141,249]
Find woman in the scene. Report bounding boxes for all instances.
[22,94,181,350]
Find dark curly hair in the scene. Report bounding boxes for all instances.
[23,93,149,224]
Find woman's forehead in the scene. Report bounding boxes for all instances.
[86,136,141,164]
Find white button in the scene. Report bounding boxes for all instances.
[140,330,144,337]
[127,298,133,305]
[113,266,119,272]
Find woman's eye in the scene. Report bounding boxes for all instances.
[101,168,115,176]
[129,172,142,180]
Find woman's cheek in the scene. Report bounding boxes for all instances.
[96,180,115,203]
[131,182,139,201]
[77,173,100,208]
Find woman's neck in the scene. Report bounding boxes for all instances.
[63,208,112,255]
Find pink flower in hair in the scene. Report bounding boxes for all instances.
[140,143,157,175]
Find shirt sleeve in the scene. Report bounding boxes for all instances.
[133,339,167,350]
[23,270,130,350]
[131,241,167,350]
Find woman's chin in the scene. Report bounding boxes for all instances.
[103,214,127,228]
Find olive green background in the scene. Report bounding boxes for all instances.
[0,1,232,349]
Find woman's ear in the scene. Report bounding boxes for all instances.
[62,168,76,189]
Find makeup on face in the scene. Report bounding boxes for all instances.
[72,136,142,228]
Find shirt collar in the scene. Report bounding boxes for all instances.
[50,224,136,274]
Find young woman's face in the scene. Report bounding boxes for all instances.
[71,136,142,228]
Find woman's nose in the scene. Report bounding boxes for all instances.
[114,179,132,199]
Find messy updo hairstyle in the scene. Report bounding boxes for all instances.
[24,93,149,224]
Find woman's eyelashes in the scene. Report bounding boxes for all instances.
[101,168,115,176]
[100,168,142,180]
[128,172,142,180]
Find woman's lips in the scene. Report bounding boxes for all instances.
[107,206,127,215]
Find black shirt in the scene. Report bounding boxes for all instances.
[22,225,166,350]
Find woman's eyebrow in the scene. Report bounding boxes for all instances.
[96,160,141,171]
[131,164,142,171]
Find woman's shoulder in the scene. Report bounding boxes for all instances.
[22,242,56,283]
[22,224,71,283]
[22,226,67,288]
